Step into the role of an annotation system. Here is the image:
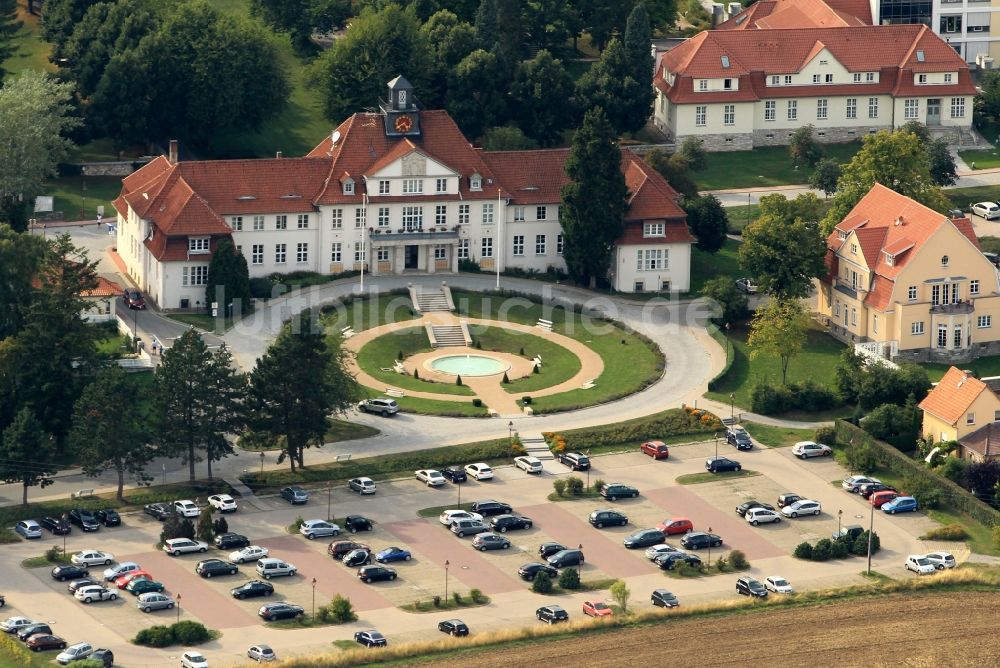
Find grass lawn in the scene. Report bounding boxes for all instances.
[725,199,834,235]
[474,328,581,393]
[320,292,417,332]
[694,142,862,191]
[22,552,72,569]
[687,237,742,296]
[402,593,490,612]
[704,324,847,410]
[239,419,379,451]
[957,147,1000,170]
[742,422,817,448]
[41,175,123,222]
[95,333,131,357]
[393,395,488,416]
[922,355,1000,382]
[2,5,54,80]
[946,185,1000,211]
[356,326,474,396]
[676,470,760,485]
[927,508,1000,557]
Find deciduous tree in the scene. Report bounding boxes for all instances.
[510,50,575,146]
[684,195,728,253]
[645,149,698,199]
[206,238,251,317]
[610,579,630,614]
[701,276,748,327]
[789,124,822,169]
[0,407,56,506]
[739,195,826,299]
[446,48,508,139]
[0,225,47,339]
[810,158,841,198]
[678,137,707,171]
[62,0,157,97]
[482,126,538,151]
[40,0,100,59]
[748,298,810,385]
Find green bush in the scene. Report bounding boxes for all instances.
[472,398,483,407]
[903,472,942,509]
[751,381,838,415]
[326,594,356,623]
[793,542,813,559]
[559,407,719,451]
[532,571,553,593]
[715,555,729,572]
[46,545,63,562]
[920,524,968,541]
[178,518,195,540]
[171,621,211,645]
[558,567,581,590]
[552,479,567,497]
[853,530,880,556]
[213,516,229,535]
[565,476,584,496]
[814,425,836,445]
[522,395,532,404]
[456,375,463,386]
[845,442,879,474]
[452,591,463,605]
[469,588,485,603]
[728,549,749,570]
[0,628,33,664]
[433,595,442,607]
[592,478,605,493]
[291,516,305,531]
[134,625,175,648]
[830,539,850,559]
[811,538,833,561]
[937,457,967,483]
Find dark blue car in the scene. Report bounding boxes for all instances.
[375,546,412,563]
[882,496,918,514]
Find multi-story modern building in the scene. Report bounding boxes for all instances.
[113,77,693,309]
[816,183,1000,363]
[652,22,976,150]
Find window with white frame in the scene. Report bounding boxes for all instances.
[331,209,343,229]
[182,266,209,286]
[377,207,389,227]
[470,175,482,190]
[276,215,287,230]
[764,100,775,121]
[435,204,447,225]
[825,73,833,83]
[851,308,857,326]
[188,237,210,253]
[817,99,828,120]
[918,74,927,84]
[251,244,263,265]
[296,242,308,263]
[434,245,447,260]
[512,235,524,256]
[535,234,546,255]
[698,79,708,90]
[458,204,470,225]
[945,73,953,83]
[402,179,423,194]
[868,97,878,118]
[908,285,917,300]
[513,206,525,221]
[481,237,493,257]
[457,239,469,259]
[812,74,821,83]
[355,208,366,227]
[343,180,354,195]
[846,98,857,119]
[378,180,390,195]
[330,242,342,262]
[866,72,875,82]
[297,214,310,229]
[784,75,792,85]
[770,75,780,85]
[787,100,797,121]
[834,300,841,317]
[377,248,390,262]
[402,206,422,230]
[275,243,286,263]
[971,279,980,295]
[723,104,734,126]
[967,412,976,425]
[253,215,264,231]
[636,249,665,271]
[230,216,243,231]
[482,203,494,224]
[644,222,665,237]
[979,315,993,328]
[536,206,547,220]
[695,106,706,126]
[436,178,447,193]
[354,246,366,262]
[951,97,965,118]
[853,73,862,83]
[912,321,924,335]
[557,234,564,255]
[904,99,918,119]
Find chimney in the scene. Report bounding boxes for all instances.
[276,150,283,159]
[168,140,178,165]
[712,4,724,27]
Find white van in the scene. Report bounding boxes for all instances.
[256,558,296,579]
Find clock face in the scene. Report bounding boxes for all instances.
[394,115,413,133]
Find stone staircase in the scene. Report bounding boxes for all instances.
[520,434,553,461]
[411,287,451,312]
[430,325,466,348]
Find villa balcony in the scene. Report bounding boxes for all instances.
[929,300,974,315]
[834,278,863,299]
[368,227,459,244]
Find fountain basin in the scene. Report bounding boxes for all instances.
[427,354,509,377]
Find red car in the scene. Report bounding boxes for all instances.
[656,517,693,535]
[26,634,67,651]
[114,570,152,589]
[582,600,612,617]
[869,490,900,508]
[640,441,669,459]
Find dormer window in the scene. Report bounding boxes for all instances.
[188,237,210,254]
[837,230,848,240]
[343,178,354,195]
[884,252,894,267]
[470,174,482,191]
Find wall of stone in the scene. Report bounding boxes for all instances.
[678,132,753,152]
[80,162,141,177]
[752,126,872,147]
[894,341,1000,364]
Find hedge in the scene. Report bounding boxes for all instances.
[0,629,32,664]
[835,420,1000,527]
[750,381,838,414]
[133,621,212,647]
[706,324,736,392]
[549,407,722,451]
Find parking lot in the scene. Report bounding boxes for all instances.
[0,436,952,666]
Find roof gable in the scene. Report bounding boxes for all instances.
[919,366,995,425]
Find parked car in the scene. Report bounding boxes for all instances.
[343,549,371,567]
[358,565,397,582]
[247,644,277,662]
[89,649,114,667]
[705,456,741,472]
[558,452,590,470]
[256,558,296,579]
[764,576,794,593]
[51,565,89,582]
[123,288,146,309]
[103,562,139,581]
[344,515,374,532]
[470,500,512,517]
[354,630,387,647]
[180,651,208,668]
[196,559,238,578]
[1,616,36,633]
[600,483,639,500]
[656,517,694,535]
[651,589,680,608]
[538,542,566,559]
[681,532,722,549]
[75,585,118,603]
[972,201,1000,220]
[726,426,753,450]
[792,441,833,458]
[860,483,897,499]
[16,623,52,641]
[736,500,774,517]
[843,475,881,493]
[924,552,956,569]
[832,524,865,541]
[26,634,67,652]
[214,533,250,550]
[735,277,758,294]
[328,541,370,560]
[736,577,768,598]
[57,642,95,665]
[137,592,175,612]
[437,619,469,636]
[536,605,569,624]
[464,463,494,480]
[15,519,42,539]
[375,546,412,563]
[450,519,489,537]
[655,552,702,570]
[69,509,100,532]
[777,492,804,508]
[415,469,446,486]
[746,508,782,525]
[441,466,467,483]
[144,502,172,521]
[514,456,543,473]
[126,579,165,596]
[95,509,120,527]
[645,544,682,560]
[348,477,377,494]
[173,500,200,518]
[640,440,669,459]
[258,602,304,621]
[357,397,399,416]
[114,570,152,588]
[438,510,484,526]
[208,494,238,513]
[624,529,666,549]
[546,549,584,568]
[472,532,511,551]
[583,600,612,617]
[905,555,936,575]
[67,578,98,594]
[869,490,900,508]
[589,509,628,528]
[300,519,341,539]
[41,516,71,535]
[280,486,309,504]
[231,580,274,599]
[163,538,209,555]
[71,550,114,567]
[781,500,822,518]
[883,496,918,514]
[518,562,558,581]
[490,514,533,532]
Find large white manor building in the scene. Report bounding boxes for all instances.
[113,77,693,309]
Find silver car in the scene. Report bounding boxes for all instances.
[137,592,175,612]
[299,519,341,539]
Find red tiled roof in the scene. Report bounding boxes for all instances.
[853,226,888,269]
[82,276,124,298]
[919,366,993,425]
[863,274,894,309]
[717,0,872,30]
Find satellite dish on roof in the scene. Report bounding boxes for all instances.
[331,130,341,147]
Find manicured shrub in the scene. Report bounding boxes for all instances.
[903,472,942,508]
[552,479,566,497]
[134,625,175,648]
[469,588,485,603]
[171,621,211,645]
[452,591,463,605]
[249,277,273,299]
[830,539,850,559]
[920,524,969,541]
[213,516,229,535]
[533,364,540,374]
[814,425,836,445]
[728,549,749,570]
[853,530,880,556]
[558,567,580,590]
[318,595,356,623]
[751,381,837,415]
[532,571,553,593]
[592,478,605,493]
[519,347,525,356]
[472,398,482,407]
[811,538,833,561]
[793,542,813,560]
[413,369,420,379]
[565,476,584,496]
[522,396,532,404]
[456,375,463,386]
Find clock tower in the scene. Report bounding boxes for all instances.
[381,75,421,138]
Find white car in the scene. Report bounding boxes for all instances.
[231,545,269,563]
[0,617,36,632]
[173,499,200,517]
[514,456,543,474]
[843,475,880,493]
[644,544,682,560]
[746,508,782,525]
[905,554,937,575]
[972,201,1000,220]
[924,551,956,570]
[208,494,238,512]
[464,463,494,480]
[181,650,209,668]
[348,477,377,494]
[764,576,794,593]
[791,441,832,458]
[438,509,484,526]
[248,644,277,662]
[163,538,209,555]
[781,500,822,518]
[103,561,140,580]
[75,585,118,603]
[71,550,115,566]
[56,643,94,664]
[300,519,341,539]
[415,469,446,486]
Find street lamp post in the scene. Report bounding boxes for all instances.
[586,449,592,490]
[62,513,68,556]
[838,509,843,538]
[714,432,719,461]
[729,393,735,423]
[867,501,875,575]
[508,420,514,446]
[456,477,462,507]
[259,451,265,479]
[327,483,332,522]
[176,594,181,623]
[707,526,714,569]
[311,578,317,619]
[444,560,450,601]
